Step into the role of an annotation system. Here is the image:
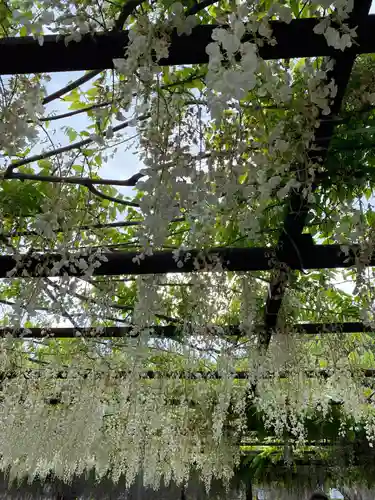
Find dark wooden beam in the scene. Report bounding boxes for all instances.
[1,368,374,380]
[293,322,374,334]
[2,322,373,338]
[262,0,373,347]
[2,325,182,339]
[0,244,373,277]
[2,16,375,74]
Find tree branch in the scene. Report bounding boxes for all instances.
[44,283,82,330]
[6,171,143,187]
[42,0,146,105]
[49,279,180,324]
[43,71,103,106]
[0,294,98,321]
[3,146,244,213]
[4,170,142,209]
[0,298,48,312]
[86,184,139,207]
[5,114,149,174]
[5,217,185,238]
[31,102,111,122]
[115,0,145,30]
[186,0,219,16]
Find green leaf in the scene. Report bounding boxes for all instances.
[95,154,102,167]
[64,88,80,102]
[69,101,87,111]
[37,159,52,170]
[87,87,99,98]
[66,127,78,142]
[82,149,95,156]
[72,164,83,173]
[290,0,300,17]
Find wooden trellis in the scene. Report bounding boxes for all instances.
[5,3,375,496]
[2,15,375,74]
[0,322,372,339]
[0,1,374,344]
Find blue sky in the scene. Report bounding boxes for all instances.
[43,0,375,197]
[42,72,142,199]
[41,8,375,299]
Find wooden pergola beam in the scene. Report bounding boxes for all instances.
[2,322,372,338]
[262,0,373,346]
[1,368,374,379]
[2,16,375,74]
[0,244,373,276]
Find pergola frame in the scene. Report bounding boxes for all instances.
[1,322,372,339]
[4,4,375,496]
[1,3,374,341]
[2,15,375,74]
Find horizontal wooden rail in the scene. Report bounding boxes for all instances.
[1,368,374,380]
[0,243,372,276]
[2,16,375,74]
[1,322,373,338]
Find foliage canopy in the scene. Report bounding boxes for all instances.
[1,0,375,496]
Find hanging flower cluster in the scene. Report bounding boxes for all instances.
[0,0,375,492]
